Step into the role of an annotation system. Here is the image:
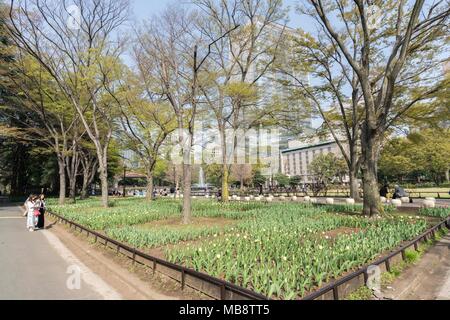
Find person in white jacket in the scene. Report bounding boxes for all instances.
[25,195,38,232]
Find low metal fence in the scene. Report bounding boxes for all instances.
[46,211,449,301]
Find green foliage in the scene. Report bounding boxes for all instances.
[404,249,420,264]
[309,153,348,196]
[107,225,228,249]
[274,173,289,188]
[289,176,302,187]
[252,169,267,187]
[379,129,450,184]
[418,207,450,218]
[347,286,373,300]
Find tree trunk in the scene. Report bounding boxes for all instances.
[361,132,381,217]
[220,126,229,202]
[182,163,192,224]
[349,167,360,201]
[69,177,76,201]
[57,158,66,205]
[146,172,153,202]
[175,171,180,198]
[98,164,108,208]
[446,169,449,183]
[222,165,229,202]
[80,174,89,200]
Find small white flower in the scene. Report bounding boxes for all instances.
[216,254,221,259]
[318,245,324,250]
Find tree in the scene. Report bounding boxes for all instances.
[310,153,348,196]
[230,164,253,190]
[0,2,30,196]
[299,0,449,215]
[79,141,98,200]
[252,168,267,195]
[289,176,302,189]
[274,173,289,188]
[136,6,239,223]
[6,55,82,204]
[379,129,450,184]
[280,28,363,202]
[6,0,129,207]
[115,70,177,202]
[193,0,287,202]
[165,162,183,193]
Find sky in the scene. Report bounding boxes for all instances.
[127,0,322,128]
[130,0,316,32]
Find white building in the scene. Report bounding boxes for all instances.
[281,139,348,184]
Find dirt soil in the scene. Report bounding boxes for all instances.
[321,227,361,240]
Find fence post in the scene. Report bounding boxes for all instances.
[181,270,185,290]
[333,286,339,300]
[221,285,226,300]
[385,259,391,273]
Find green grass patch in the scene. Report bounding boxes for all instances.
[418,207,450,219]
[347,286,374,300]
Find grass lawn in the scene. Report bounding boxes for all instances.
[47,197,449,299]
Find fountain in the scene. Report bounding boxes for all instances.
[198,166,206,188]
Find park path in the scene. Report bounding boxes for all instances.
[382,233,450,300]
[0,204,121,300]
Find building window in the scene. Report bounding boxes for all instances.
[293,153,297,175]
[286,155,290,174]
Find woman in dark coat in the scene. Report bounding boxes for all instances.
[36,194,46,229]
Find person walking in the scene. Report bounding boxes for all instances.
[25,195,38,232]
[36,194,46,229]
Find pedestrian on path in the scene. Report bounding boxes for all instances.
[25,195,39,232]
[36,194,46,229]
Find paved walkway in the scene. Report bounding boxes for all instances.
[382,233,450,300]
[0,204,121,300]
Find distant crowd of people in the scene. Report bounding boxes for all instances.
[23,194,46,232]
